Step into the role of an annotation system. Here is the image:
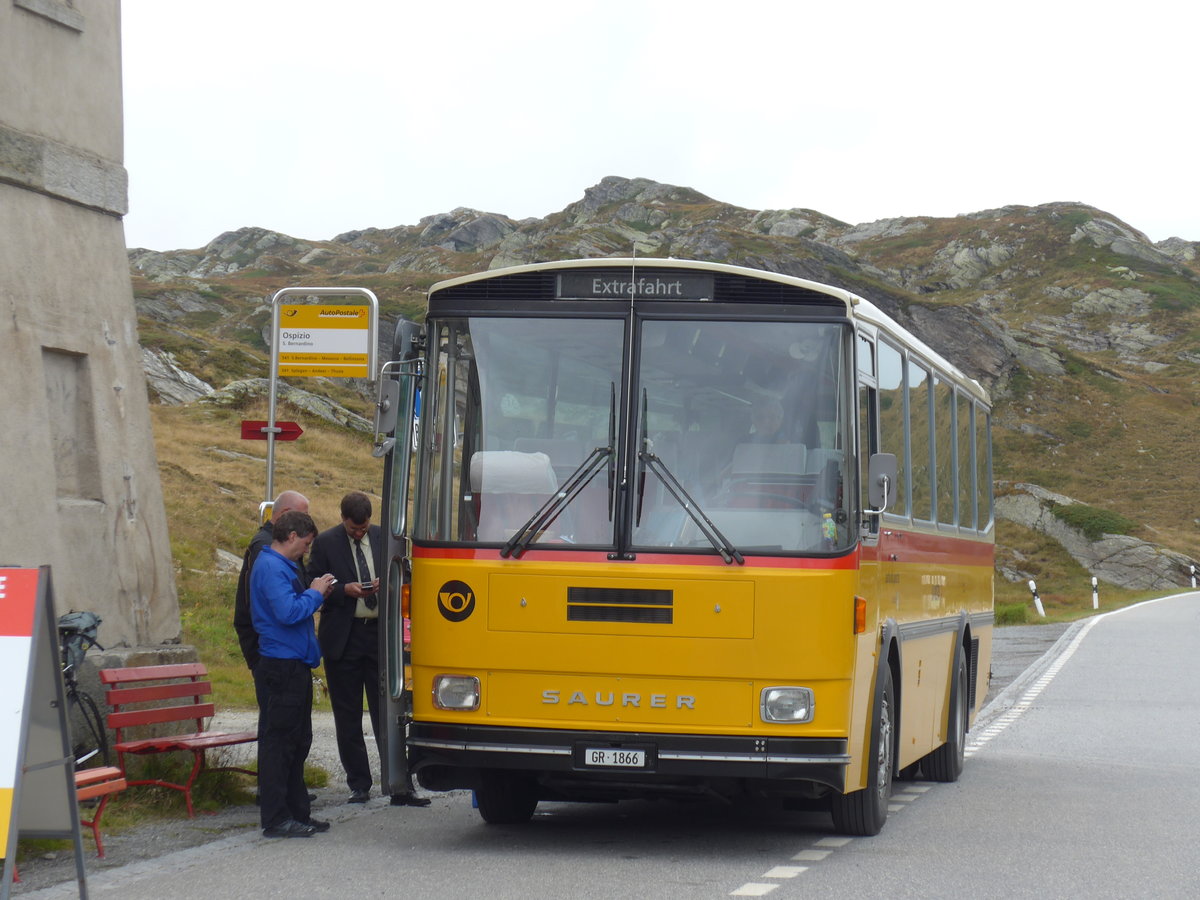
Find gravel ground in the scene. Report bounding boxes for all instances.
[8,624,1068,893]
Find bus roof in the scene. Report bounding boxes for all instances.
[429,258,989,406]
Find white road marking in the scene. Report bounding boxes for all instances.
[731,884,779,896]
[762,866,807,878]
[791,849,831,861]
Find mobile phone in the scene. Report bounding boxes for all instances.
[360,582,376,592]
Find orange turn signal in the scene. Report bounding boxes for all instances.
[401,582,411,619]
[853,595,867,634]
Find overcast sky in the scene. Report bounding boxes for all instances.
[121,0,1199,252]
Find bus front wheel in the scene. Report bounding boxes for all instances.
[475,770,538,825]
[830,665,894,836]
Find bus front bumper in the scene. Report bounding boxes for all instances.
[409,723,850,796]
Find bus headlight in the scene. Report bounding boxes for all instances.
[760,687,814,723]
[433,674,480,711]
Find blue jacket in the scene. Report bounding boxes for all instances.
[250,545,323,668]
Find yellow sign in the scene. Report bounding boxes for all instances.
[277,305,370,377]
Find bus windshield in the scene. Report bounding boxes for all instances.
[632,319,855,554]
[414,313,855,556]
[415,315,624,547]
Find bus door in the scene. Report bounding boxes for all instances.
[376,318,423,797]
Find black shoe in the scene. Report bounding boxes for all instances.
[263,819,317,838]
[301,817,331,833]
[348,789,370,804]
[390,793,431,807]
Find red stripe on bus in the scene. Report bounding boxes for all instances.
[865,529,995,566]
[409,545,862,569]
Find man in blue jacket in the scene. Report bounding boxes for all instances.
[250,510,336,838]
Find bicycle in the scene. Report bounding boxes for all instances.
[57,611,110,768]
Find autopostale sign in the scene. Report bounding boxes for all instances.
[277,305,370,377]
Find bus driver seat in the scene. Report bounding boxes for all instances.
[469,450,559,542]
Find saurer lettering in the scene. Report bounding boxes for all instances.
[542,689,695,709]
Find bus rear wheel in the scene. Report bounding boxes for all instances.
[475,770,538,825]
[830,665,894,836]
[923,653,967,783]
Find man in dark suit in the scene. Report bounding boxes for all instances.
[308,491,427,807]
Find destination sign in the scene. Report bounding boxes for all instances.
[277,304,370,377]
[557,272,714,301]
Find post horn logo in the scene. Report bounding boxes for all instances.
[437,580,476,622]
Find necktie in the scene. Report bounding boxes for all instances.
[354,538,377,610]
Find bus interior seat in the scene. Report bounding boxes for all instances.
[730,442,808,478]
[514,437,611,543]
[513,438,586,479]
[721,443,809,509]
[468,450,558,542]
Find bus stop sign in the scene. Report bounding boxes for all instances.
[241,420,303,441]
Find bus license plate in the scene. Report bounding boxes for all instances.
[584,747,646,768]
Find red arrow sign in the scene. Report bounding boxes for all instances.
[240,420,304,441]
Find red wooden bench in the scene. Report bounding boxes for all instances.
[75,766,127,857]
[99,662,256,817]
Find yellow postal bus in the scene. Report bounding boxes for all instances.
[375,258,993,835]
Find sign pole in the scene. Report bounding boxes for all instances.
[263,287,379,504]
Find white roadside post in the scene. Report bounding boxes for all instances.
[1091,576,1099,610]
[1028,579,1045,618]
[1191,564,1197,589]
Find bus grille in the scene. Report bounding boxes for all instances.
[567,587,673,624]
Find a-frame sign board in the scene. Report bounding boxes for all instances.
[1,567,88,900]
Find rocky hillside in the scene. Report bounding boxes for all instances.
[128,176,1200,592]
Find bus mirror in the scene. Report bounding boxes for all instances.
[867,453,897,514]
[375,380,400,436]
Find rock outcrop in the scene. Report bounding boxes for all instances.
[996,483,1196,590]
[199,378,372,432]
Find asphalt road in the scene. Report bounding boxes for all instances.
[11,611,1154,899]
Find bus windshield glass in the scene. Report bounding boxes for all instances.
[632,319,855,554]
[415,316,624,547]
[414,311,855,556]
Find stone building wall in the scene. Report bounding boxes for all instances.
[0,0,180,648]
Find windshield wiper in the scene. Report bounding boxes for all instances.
[639,449,744,566]
[634,388,743,566]
[501,444,613,559]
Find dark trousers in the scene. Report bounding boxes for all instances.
[254,657,313,828]
[325,618,381,792]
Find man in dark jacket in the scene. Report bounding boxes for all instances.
[234,490,310,670]
[309,491,427,806]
